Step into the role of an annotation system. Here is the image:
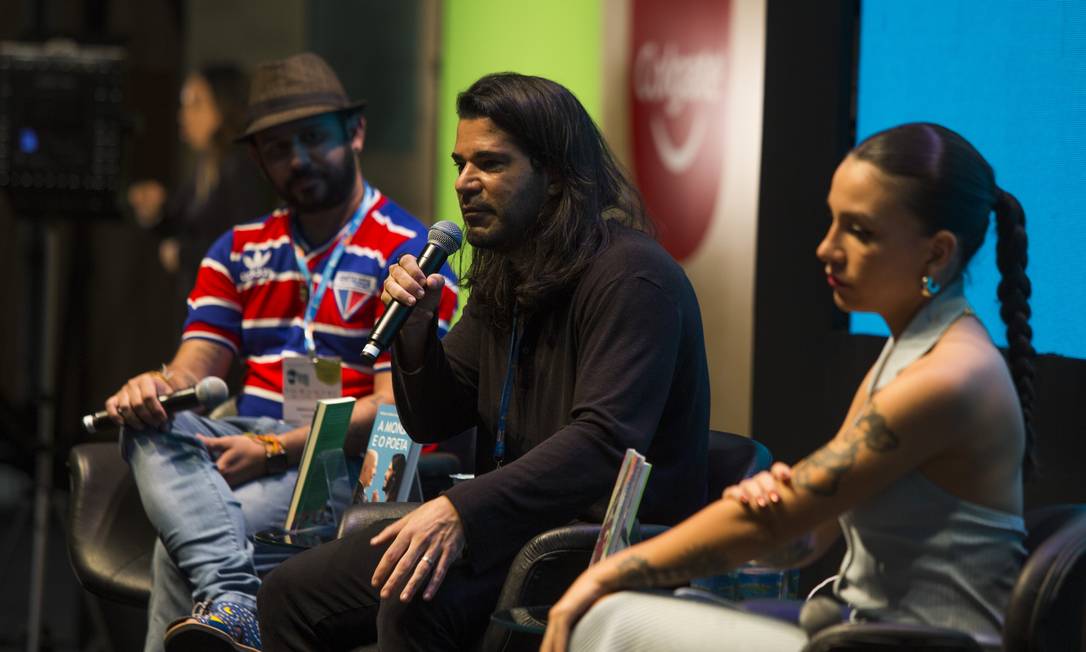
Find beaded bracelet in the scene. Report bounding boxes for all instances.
[245,433,289,474]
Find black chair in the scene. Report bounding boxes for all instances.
[67,441,156,607]
[66,428,474,609]
[335,501,419,539]
[802,503,1086,652]
[478,430,771,652]
[332,430,769,651]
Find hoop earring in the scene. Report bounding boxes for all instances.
[921,275,941,298]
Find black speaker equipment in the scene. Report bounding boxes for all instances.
[0,40,126,218]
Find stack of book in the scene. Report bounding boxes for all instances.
[590,448,653,564]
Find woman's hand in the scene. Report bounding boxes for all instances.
[159,237,181,274]
[541,566,612,652]
[723,462,793,508]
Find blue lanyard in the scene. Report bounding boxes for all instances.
[292,184,375,357]
[494,307,520,467]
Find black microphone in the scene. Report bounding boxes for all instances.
[82,376,230,433]
[361,221,462,365]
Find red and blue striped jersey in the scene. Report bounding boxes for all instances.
[183,189,459,419]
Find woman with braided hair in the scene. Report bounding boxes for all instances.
[542,123,1035,652]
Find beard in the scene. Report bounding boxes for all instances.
[461,186,547,252]
[279,153,357,212]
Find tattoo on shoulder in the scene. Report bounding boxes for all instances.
[615,543,726,589]
[793,402,899,497]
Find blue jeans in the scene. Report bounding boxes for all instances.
[121,412,299,652]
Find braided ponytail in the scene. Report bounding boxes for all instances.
[993,188,1037,478]
[855,124,1039,477]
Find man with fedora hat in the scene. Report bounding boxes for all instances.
[99,52,457,651]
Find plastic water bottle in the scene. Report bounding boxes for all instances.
[734,562,800,600]
[690,570,738,600]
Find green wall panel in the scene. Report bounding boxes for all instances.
[435,0,604,292]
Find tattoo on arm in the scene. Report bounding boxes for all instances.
[855,409,899,451]
[614,543,727,590]
[793,442,857,497]
[753,533,817,569]
[793,402,900,497]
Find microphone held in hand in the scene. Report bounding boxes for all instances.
[82,376,230,433]
[361,221,462,365]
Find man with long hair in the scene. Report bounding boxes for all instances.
[258,72,711,651]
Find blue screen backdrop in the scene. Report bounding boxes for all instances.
[853,1,1086,359]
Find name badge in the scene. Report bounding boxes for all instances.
[282,356,343,427]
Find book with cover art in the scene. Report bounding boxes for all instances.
[352,404,422,503]
[283,396,356,531]
[590,448,652,565]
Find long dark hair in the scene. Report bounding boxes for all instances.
[853,123,1036,476]
[455,73,648,327]
[198,63,249,153]
[187,64,249,205]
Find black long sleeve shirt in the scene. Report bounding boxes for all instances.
[392,222,709,573]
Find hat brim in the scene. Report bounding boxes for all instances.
[235,99,368,143]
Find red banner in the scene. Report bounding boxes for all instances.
[630,0,730,260]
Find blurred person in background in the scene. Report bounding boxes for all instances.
[128,64,272,304]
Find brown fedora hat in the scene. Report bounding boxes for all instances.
[236,52,366,141]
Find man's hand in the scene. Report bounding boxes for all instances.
[197,434,267,487]
[370,496,465,603]
[104,371,175,430]
[381,254,445,323]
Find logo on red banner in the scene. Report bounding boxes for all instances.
[630,0,730,260]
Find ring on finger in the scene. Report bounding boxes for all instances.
[420,554,433,564]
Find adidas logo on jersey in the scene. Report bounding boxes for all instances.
[240,250,275,284]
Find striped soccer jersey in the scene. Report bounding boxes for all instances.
[183,189,459,419]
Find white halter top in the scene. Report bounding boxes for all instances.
[834,282,1027,639]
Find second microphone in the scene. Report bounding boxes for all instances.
[361,220,462,365]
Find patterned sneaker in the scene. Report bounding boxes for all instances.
[164,600,262,651]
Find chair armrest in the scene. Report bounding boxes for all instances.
[481,524,599,652]
[803,622,987,652]
[493,521,670,614]
[335,502,420,539]
[634,523,668,542]
[480,522,670,652]
[499,525,601,604]
[66,442,155,606]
